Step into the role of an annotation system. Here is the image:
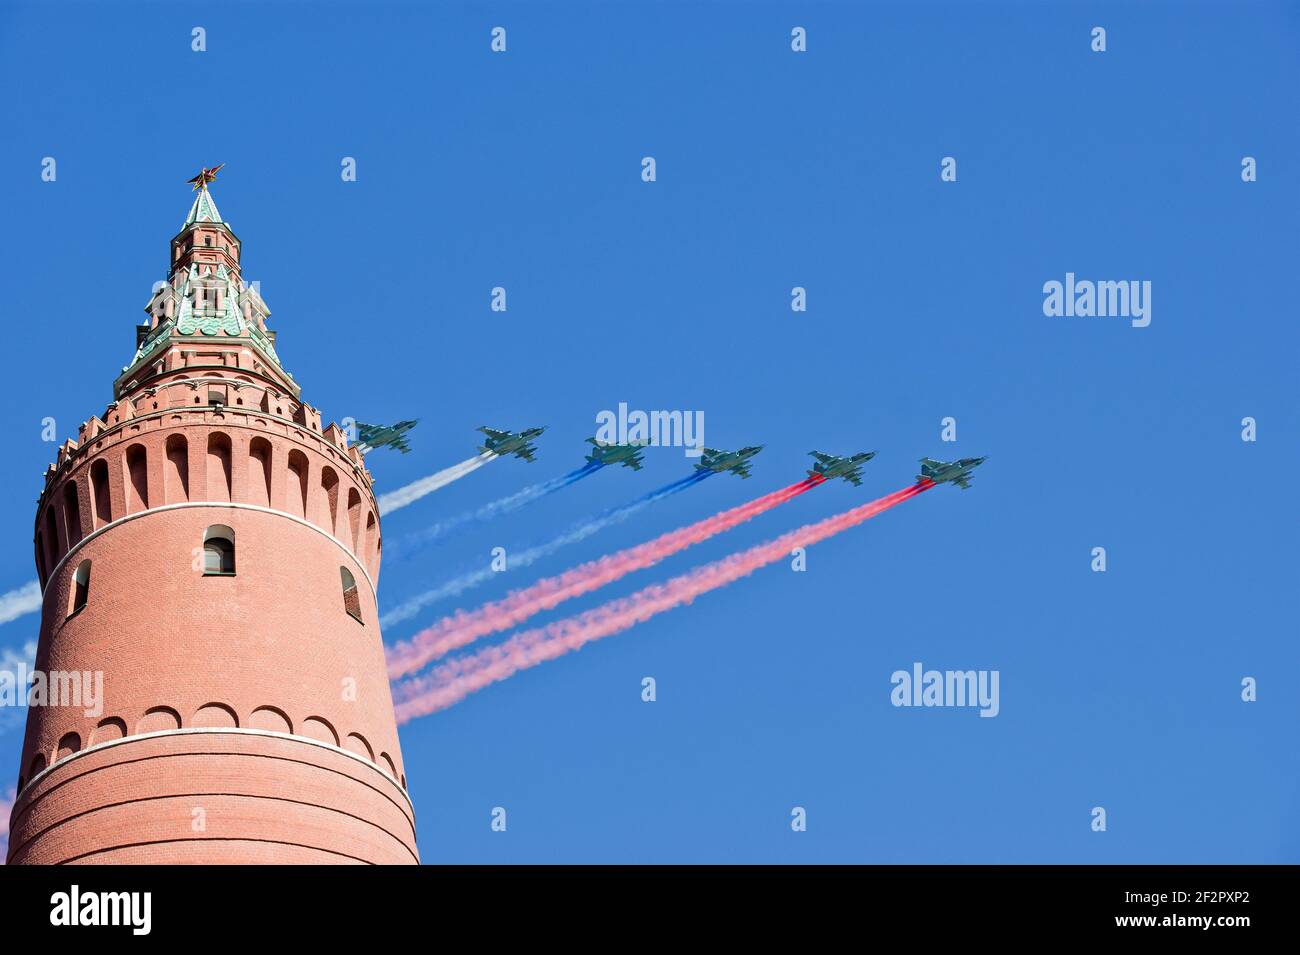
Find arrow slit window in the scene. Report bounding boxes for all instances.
[341,567,362,623]
[68,560,91,618]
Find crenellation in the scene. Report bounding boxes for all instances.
[322,421,346,451]
[78,415,105,444]
[36,408,382,584]
[39,390,376,519]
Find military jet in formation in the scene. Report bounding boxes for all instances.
[477,425,546,462]
[585,438,646,470]
[355,420,418,454]
[695,445,763,479]
[807,450,876,486]
[917,456,988,489]
[359,416,988,495]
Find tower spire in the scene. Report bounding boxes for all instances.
[183,187,224,226]
[117,169,293,399]
[183,163,226,225]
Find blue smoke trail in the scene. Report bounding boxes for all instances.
[392,460,605,554]
[380,470,711,627]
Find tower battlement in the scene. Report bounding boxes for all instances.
[9,175,417,865]
[39,383,372,515]
[33,395,380,589]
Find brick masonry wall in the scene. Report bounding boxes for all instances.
[8,731,416,864]
[14,407,417,864]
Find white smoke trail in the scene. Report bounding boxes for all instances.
[384,475,810,676]
[0,641,37,735]
[380,473,701,627]
[377,453,496,516]
[0,582,40,625]
[0,642,36,679]
[395,462,603,552]
[0,786,13,863]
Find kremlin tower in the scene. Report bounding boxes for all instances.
[6,171,418,864]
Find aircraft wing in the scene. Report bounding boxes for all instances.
[390,435,412,454]
[627,451,645,470]
[919,457,943,468]
[734,463,752,479]
[479,427,511,441]
[953,475,972,489]
[845,470,863,486]
[516,445,537,462]
[810,451,839,465]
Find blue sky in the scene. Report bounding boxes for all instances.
[0,0,1296,862]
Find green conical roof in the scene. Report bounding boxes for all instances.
[183,187,224,226]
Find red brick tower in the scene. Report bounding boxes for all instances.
[6,174,418,864]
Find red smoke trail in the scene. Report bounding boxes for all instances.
[392,481,931,720]
[385,475,825,678]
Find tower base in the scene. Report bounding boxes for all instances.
[6,729,418,865]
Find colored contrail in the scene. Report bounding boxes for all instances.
[379,470,712,628]
[377,452,496,516]
[392,461,605,553]
[385,474,825,676]
[391,481,931,719]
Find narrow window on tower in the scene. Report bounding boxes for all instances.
[68,560,91,618]
[35,530,47,588]
[203,525,236,576]
[341,567,362,623]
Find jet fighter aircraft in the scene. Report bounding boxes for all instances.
[477,425,546,462]
[694,445,763,479]
[807,449,877,486]
[355,419,418,455]
[916,456,988,489]
[585,438,645,470]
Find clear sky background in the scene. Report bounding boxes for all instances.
[0,0,1296,863]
